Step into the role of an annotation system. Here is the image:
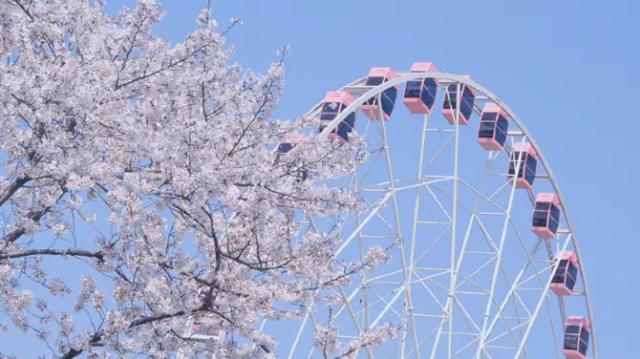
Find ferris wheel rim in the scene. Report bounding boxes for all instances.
[283,70,597,358]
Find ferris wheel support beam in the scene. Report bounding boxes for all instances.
[405,110,434,358]
[375,100,421,359]
[482,239,544,347]
[338,286,375,358]
[428,83,471,359]
[441,153,501,351]
[335,191,393,257]
[476,137,528,358]
[447,83,463,359]
[514,234,573,358]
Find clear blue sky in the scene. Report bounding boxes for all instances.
[6,0,638,356]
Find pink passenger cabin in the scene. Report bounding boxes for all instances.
[563,317,591,359]
[402,62,439,114]
[551,251,579,296]
[508,143,538,189]
[190,317,226,348]
[319,91,356,143]
[442,75,476,125]
[532,193,562,238]
[478,103,509,151]
[276,132,307,155]
[276,132,309,181]
[361,67,399,121]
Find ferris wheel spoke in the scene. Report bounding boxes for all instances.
[407,111,433,356]
[337,286,375,358]
[433,97,508,357]
[480,217,567,350]
[475,136,530,358]
[334,191,392,257]
[513,233,573,358]
[287,304,313,359]
[413,224,452,264]
[413,275,448,312]
[371,98,422,359]
[370,286,406,328]
[427,132,454,165]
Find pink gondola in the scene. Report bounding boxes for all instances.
[442,75,475,125]
[478,103,509,151]
[402,62,439,114]
[551,251,579,296]
[276,132,307,155]
[563,316,591,359]
[319,91,356,143]
[276,132,308,181]
[361,67,399,121]
[190,317,226,348]
[532,193,562,238]
[508,143,537,189]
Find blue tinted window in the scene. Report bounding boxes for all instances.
[568,261,578,280]
[580,328,589,343]
[481,112,498,122]
[424,78,438,96]
[548,205,560,233]
[322,102,341,114]
[535,202,550,211]
[336,112,356,141]
[461,87,475,119]
[495,129,507,146]
[343,112,356,128]
[463,86,475,101]
[337,123,350,140]
[566,273,576,291]
[321,102,341,120]
[462,107,472,119]
[564,334,579,350]
[382,87,397,116]
[320,113,337,121]
[552,260,568,283]
[365,76,385,86]
[385,87,398,102]
[494,117,508,145]
[532,210,548,227]
[277,143,294,153]
[549,217,559,233]
[497,116,508,131]
[443,85,458,109]
[479,121,495,138]
[405,80,422,98]
[566,262,578,291]
[579,330,589,354]
[550,205,560,222]
[566,325,581,334]
[579,342,588,355]
[509,152,526,176]
[525,155,537,184]
[422,79,437,108]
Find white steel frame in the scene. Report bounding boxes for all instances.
[203,71,597,359]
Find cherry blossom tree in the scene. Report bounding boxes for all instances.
[0,1,388,357]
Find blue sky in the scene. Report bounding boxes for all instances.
[3,0,637,356]
[119,1,635,356]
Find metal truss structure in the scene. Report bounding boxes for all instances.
[261,70,597,359]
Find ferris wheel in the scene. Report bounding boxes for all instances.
[256,63,599,359]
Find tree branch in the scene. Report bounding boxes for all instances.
[11,0,34,21]
[0,248,104,261]
[0,176,30,207]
